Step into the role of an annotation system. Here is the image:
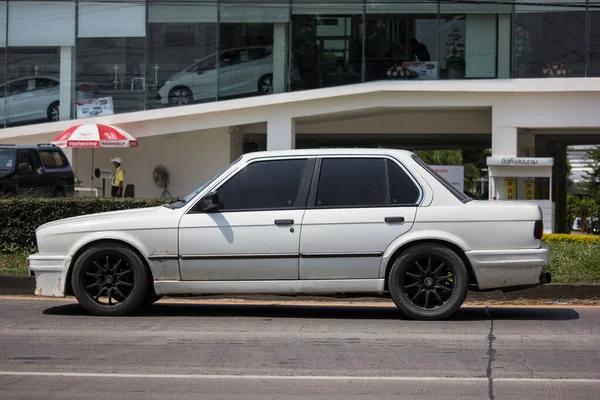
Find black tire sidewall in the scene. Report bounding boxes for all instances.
[71,244,150,316]
[388,244,469,320]
[258,74,273,93]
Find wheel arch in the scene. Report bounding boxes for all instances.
[382,238,479,292]
[64,238,153,296]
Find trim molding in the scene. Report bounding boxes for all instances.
[300,252,383,259]
[148,255,179,261]
[176,252,384,261]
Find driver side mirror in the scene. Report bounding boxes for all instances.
[199,191,220,212]
[18,163,31,173]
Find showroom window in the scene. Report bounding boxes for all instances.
[587,4,600,76]
[365,0,439,81]
[76,1,147,117]
[216,158,310,211]
[147,0,218,108]
[291,0,363,91]
[219,1,288,99]
[513,2,586,78]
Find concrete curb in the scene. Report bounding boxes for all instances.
[1,275,599,300]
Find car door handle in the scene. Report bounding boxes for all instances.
[385,217,405,223]
[274,219,294,226]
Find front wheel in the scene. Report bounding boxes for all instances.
[388,244,469,320]
[71,243,150,316]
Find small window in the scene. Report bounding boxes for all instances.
[216,159,310,211]
[315,158,388,207]
[39,150,67,169]
[387,159,420,205]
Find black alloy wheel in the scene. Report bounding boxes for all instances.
[72,243,150,316]
[388,243,468,320]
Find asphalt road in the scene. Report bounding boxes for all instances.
[1,296,599,400]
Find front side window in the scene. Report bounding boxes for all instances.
[315,157,421,208]
[0,150,16,172]
[216,159,310,211]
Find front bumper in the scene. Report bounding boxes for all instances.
[465,245,550,290]
[28,254,72,297]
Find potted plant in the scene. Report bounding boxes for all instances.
[445,28,465,79]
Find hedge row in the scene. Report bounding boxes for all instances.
[1,198,599,282]
[0,197,166,252]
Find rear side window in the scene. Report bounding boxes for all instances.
[39,150,68,169]
[315,157,420,208]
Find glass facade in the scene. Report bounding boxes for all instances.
[0,0,596,129]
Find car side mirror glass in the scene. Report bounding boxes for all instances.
[200,191,220,212]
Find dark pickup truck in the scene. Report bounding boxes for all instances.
[0,144,75,197]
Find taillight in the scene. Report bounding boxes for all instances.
[534,220,543,240]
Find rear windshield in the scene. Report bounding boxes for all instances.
[0,150,15,172]
[412,154,472,203]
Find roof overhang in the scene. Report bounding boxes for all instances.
[2,78,600,141]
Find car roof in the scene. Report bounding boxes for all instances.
[240,148,416,162]
[0,144,60,151]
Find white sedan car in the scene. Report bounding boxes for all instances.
[156,46,273,106]
[28,149,550,320]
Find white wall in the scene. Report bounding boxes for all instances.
[72,128,232,198]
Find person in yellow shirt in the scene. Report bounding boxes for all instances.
[110,157,125,198]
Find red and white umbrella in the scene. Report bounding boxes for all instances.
[52,123,138,148]
[52,123,138,193]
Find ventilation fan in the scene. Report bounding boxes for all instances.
[153,165,172,198]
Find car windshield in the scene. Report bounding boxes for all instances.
[165,157,242,209]
[411,154,472,203]
[0,150,15,172]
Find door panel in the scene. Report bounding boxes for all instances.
[299,156,423,280]
[300,207,417,279]
[178,157,314,281]
[179,210,305,281]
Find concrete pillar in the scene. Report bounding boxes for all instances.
[273,23,288,94]
[497,14,511,79]
[491,126,518,157]
[267,115,295,151]
[59,46,76,121]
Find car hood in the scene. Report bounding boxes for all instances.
[36,205,178,234]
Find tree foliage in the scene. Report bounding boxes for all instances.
[415,149,490,193]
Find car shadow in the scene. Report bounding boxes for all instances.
[42,302,580,321]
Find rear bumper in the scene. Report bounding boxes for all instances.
[27,254,71,297]
[465,246,549,290]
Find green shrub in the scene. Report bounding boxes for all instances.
[0,197,166,253]
[542,234,600,283]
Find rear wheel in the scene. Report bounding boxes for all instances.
[47,102,60,122]
[257,74,273,95]
[388,244,469,320]
[71,243,150,316]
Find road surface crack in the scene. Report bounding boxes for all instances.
[485,306,496,400]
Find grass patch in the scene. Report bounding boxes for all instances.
[0,251,30,275]
[543,240,600,283]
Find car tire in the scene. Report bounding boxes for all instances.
[47,102,60,122]
[168,86,192,106]
[388,243,469,321]
[53,188,65,197]
[257,74,273,95]
[71,243,150,316]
